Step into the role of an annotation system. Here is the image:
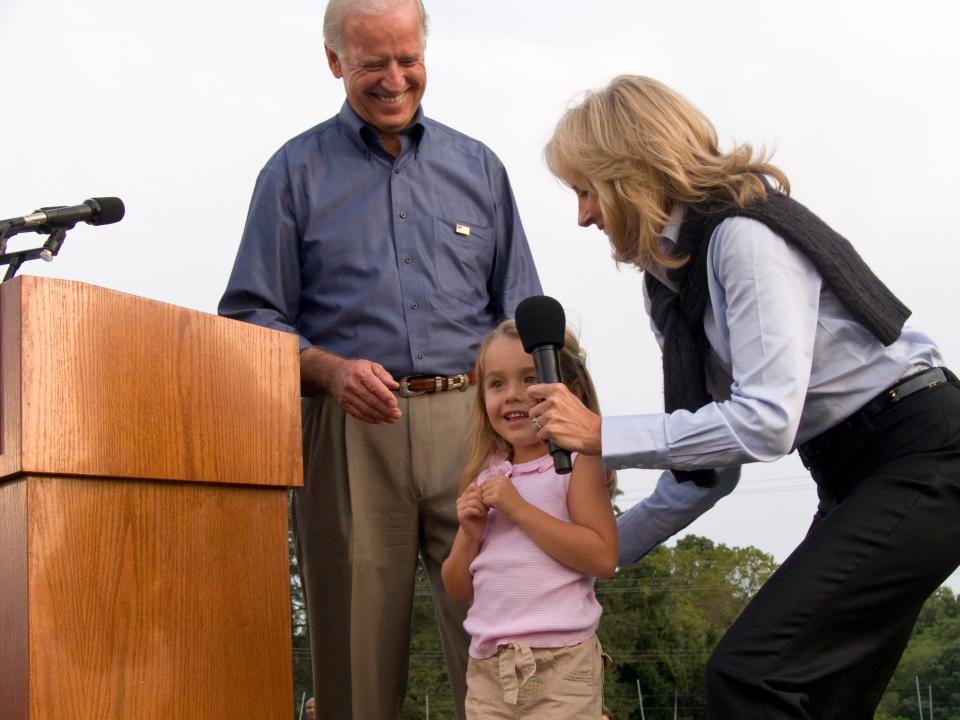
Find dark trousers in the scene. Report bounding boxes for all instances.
[705,373,960,720]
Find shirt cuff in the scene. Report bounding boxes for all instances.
[601,414,669,470]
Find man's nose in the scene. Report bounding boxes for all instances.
[381,62,405,90]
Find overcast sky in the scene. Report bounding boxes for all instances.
[3,0,959,587]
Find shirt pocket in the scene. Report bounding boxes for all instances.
[433,216,495,303]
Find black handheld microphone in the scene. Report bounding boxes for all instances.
[515,295,573,475]
[0,197,125,236]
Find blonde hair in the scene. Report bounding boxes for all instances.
[460,320,617,498]
[544,75,790,270]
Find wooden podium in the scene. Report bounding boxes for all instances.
[0,276,303,720]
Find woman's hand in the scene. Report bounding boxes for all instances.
[527,382,603,455]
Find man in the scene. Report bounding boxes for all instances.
[219,1,541,717]
[304,696,316,720]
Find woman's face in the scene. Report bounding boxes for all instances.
[574,186,606,235]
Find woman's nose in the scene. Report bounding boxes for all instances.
[577,197,593,227]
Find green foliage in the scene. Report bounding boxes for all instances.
[403,563,457,719]
[876,587,960,720]
[287,522,960,720]
[289,497,313,718]
[597,536,777,720]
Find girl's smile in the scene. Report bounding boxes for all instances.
[482,336,549,464]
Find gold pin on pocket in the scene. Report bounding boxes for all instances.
[455,224,471,236]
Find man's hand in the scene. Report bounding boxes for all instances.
[300,347,401,424]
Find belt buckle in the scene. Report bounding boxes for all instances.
[398,376,426,398]
[447,373,469,392]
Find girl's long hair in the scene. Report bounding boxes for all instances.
[460,320,616,498]
[545,74,790,270]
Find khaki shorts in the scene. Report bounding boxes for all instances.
[464,635,605,719]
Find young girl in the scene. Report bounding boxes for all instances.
[441,319,618,719]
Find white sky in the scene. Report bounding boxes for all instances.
[3,0,959,587]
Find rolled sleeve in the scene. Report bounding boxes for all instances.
[219,155,309,349]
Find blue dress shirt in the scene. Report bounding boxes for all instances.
[219,102,541,377]
[614,210,944,565]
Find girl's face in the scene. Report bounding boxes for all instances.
[482,335,549,464]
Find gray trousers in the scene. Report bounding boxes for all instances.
[293,387,474,719]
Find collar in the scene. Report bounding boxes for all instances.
[488,453,554,478]
[645,204,686,289]
[660,203,686,247]
[337,100,426,155]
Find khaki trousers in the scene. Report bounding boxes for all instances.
[294,387,474,720]
[464,636,605,719]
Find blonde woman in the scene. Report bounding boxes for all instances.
[528,75,960,720]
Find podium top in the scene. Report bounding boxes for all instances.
[0,276,302,487]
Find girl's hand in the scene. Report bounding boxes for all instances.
[527,382,602,455]
[480,474,528,523]
[457,483,488,542]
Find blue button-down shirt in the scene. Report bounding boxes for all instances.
[219,102,541,377]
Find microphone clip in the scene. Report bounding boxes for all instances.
[0,224,72,283]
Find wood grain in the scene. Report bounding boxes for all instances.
[26,475,293,720]
[0,282,23,478]
[0,480,28,720]
[3,276,302,486]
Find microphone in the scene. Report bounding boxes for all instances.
[0,197,125,236]
[515,295,573,475]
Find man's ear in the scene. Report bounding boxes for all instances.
[325,45,343,78]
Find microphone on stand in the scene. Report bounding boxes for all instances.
[515,295,573,475]
[0,197,125,237]
[0,197,125,281]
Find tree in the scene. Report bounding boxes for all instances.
[289,497,312,718]
[877,587,960,720]
[598,536,777,720]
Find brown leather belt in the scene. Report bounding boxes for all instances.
[398,371,476,397]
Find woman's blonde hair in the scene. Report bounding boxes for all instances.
[544,75,790,270]
[460,320,617,498]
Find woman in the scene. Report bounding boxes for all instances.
[529,75,960,720]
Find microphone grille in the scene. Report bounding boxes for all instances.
[87,197,125,226]
[515,295,566,353]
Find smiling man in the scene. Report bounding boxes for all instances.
[218,1,541,718]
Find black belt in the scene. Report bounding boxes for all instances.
[798,367,950,466]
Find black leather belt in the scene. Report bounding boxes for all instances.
[799,367,950,465]
[398,371,476,397]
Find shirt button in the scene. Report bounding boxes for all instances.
[410,303,418,310]
[394,168,401,174]
[417,352,424,359]
[404,256,413,264]
[399,211,407,219]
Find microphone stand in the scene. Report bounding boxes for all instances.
[0,226,70,282]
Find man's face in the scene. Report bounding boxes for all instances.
[326,1,426,143]
[305,697,316,720]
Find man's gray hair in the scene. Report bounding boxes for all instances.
[324,0,429,54]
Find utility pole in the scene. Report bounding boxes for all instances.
[916,676,924,720]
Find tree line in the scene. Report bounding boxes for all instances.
[289,524,960,719]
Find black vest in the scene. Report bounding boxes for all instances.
[645,191,910,486]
